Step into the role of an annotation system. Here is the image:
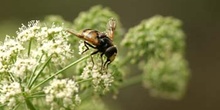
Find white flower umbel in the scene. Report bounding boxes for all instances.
[44,78,80,110]
[16,20,73,66]
[0,36,24,72]
[17,20,40,42]
[80,59,114,93]
[35,26,72,66]
[37,32,72,65]
[9,57,38,79]
[0,20,74,109]
[78,40,86,55]
[0,81,23,109]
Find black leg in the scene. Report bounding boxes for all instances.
[90,50,99,68]
[81,41,89,54]
[84,41,96,49]
[82,41,97,54]
[100,53,104,70]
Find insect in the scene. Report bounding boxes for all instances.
[67,18,117,69]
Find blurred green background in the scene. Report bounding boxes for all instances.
[0,0,219,110]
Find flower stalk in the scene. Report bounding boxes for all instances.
[28,55,52,89]
[31,54,90,92]
[27,38,32,57]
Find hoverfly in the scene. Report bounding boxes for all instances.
[67,18,117,69]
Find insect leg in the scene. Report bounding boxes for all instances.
[90,50,99,68]
[100,53,104,70]
[84,41,96,49]
[82,41,97,54]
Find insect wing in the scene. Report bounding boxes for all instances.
[67,29,99,45]
[107,18,116,40]
[82,29,99,45]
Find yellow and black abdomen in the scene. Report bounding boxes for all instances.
[81,29,99,45]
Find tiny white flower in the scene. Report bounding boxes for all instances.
[0,36,24,60]
[17,20,40,42]
[80,59,114,93]
[74,94,81,104]
[9,57,38,79]
[47,26,63,34]
[80,61,93,79]
[44,78,80,109]
[0,36,25,73]
[35,26,73,66]
[63,97,72,108]
[78,40,86,55]
[7,97,16,108]
[0,82,23,108]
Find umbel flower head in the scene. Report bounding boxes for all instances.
[16,20,73,66]
[122,15,190,99]
[44,78,80,110]
[0,20,75,109]
[76,49,123,95]
[122,15,186,63]
[143,53,189,99]
[80,58,114,93]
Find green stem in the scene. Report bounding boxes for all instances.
[31,91,44,96]
[25,98,36,110]
[28,38,32,57]
[29,55,52,89]
[9,72,16,82]
[31,54,90,91]
[28,94,45,98]
[21,80,36,110]
[12,103,20,110]
[120,74,143,88]
[29,91,45,98]
[77,78,92,84]
[27,53,44,88]
[0,104,5,107]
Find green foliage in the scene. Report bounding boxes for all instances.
[122,15,190,99]
[122,15,185,63]
[143,53,189,99]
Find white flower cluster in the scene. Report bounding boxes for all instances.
[0,36,24,73]
[17,20,40,42]
[44,78,80,110]
[0,20,74,109]
[0,20,72,75]
[0,81,23,109]
[78,40,86,55]
[17,20,73,66]
[9,57,38,79]
[80,60,114,93]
